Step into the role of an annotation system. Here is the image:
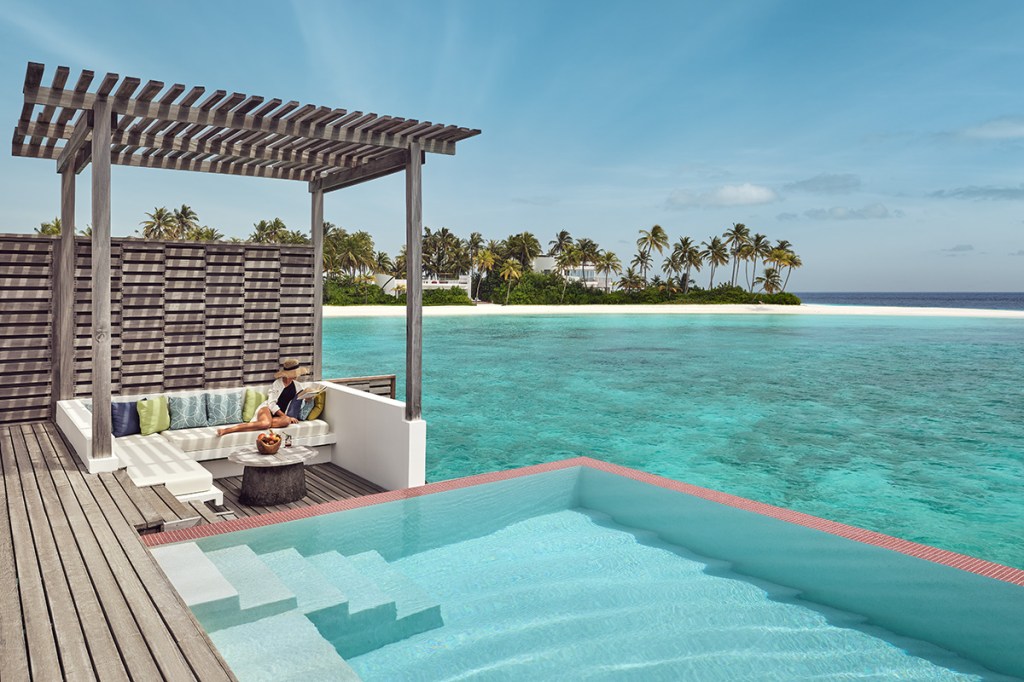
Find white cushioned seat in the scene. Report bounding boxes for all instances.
[115,434,213,496]
[161,420,332,455]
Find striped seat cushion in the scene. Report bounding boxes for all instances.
[114,435,213,496]
[161,420,332,455]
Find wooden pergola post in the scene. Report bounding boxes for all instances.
[311,188,324,381]
[51,167,76,411]
[90,98,112,458]
[405,142,423,421]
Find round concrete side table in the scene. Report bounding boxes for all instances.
[228,446,317,506]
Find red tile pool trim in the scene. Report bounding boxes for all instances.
[143,456,1024,587]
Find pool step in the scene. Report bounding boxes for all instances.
[151,542,240,625]
[154,542,443,661]
[202,545,298,631]
[258,548,349,615]
[209,611,361,682]
[302,550,444,658]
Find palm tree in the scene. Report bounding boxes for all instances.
[466,231,484,287]
[746,233,772,292]
[505,232,542,269]
[499,258,523,304]
[249,217,289,244]
[671,237,703,294]
[574,238,600,285]
[617,266,645,293]
[140,207,176,240]
[781,251,802,292]
[661,249,682,286]
[548,230,573,256]
[35,217,61,236]
[473,249,496,299]
[373,251,394,275]
[754,267,783,294]
[594,250,622,292]
[701,236,730,288]
[722,223,750,287]
[682,242,704,294]
[184,225,223,242]
[172,204,199,240]
[394,245,407,278]
[555,246,582,302]
[630,251,653,283]
[635,225,669,280]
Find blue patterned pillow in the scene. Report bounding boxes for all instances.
[111,401,141,437]
[285,397,316,421]
[168,393,209,429]
[207,391,243,426]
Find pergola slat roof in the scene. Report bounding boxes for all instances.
[13,62,480,189]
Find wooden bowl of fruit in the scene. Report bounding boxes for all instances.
[256,430,282,455]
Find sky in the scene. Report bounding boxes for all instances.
[0,0,1022,291]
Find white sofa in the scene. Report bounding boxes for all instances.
[56,382,427,503]
[56,386,336,504]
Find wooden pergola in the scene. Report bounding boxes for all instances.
[12,62,479,458]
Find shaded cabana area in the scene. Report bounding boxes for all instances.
[12,62,480,458]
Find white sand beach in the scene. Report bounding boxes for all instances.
[324,303,1024,319]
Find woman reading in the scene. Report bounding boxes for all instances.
[216,358,312,436]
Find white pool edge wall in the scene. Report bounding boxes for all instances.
[145,456,1024,678]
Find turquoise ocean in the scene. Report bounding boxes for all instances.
[322,313,1024,569]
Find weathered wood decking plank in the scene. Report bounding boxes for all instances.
[212,463,385,520]
[0,422,237,681]
[40,423,235,681]
[20,424,128,681]
[0,426,61,679]
[9,425,94,680]
[3,418,383,679]
[38,424,187,681]
[113,468,165,529]
[0,427,31,681]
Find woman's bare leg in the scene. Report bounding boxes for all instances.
[217,407,274,436]
[269,414,298,428]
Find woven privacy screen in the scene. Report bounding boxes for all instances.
[0,233,314,425]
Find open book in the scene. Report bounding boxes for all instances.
[296,383,327,400]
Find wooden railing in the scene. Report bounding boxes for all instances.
[325,375,397,400]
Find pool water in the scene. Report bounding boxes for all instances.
[322,313,1024,568]
[183,466,1024,680]
[351,509,991,681]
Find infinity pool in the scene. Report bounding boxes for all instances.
[163,461,1024,681]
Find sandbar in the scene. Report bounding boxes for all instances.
[323,303,1024,319]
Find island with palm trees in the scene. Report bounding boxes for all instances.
[35,207,801,306]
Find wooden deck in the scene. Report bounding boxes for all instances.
[0,421,385,680]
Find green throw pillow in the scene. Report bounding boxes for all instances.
[136,396,170,436]
[242,388,267,422]
[306,391,325,421]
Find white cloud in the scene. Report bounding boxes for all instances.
[803,203,900,220]
[784,173,861,194]
[667,183,778,209]
[963,117,1024,140]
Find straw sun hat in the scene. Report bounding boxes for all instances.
[274,358,311,379]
